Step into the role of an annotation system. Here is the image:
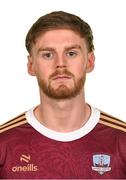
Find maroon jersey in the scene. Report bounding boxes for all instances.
[0,106,126,179]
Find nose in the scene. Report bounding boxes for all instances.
[55,54,67,69]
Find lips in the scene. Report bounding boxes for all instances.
[52,75,72,80]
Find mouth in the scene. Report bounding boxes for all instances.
[52,75,72,80]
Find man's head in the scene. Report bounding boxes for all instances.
[26,11,94,55]
[26,11,95,100]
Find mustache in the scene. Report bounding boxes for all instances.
[49,69,74,79]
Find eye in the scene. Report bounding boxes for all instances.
[41,52,54,60]
[66,51,78,58]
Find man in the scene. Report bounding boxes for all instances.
[0,11,126,179]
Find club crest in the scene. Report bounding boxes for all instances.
[92,154,111,175]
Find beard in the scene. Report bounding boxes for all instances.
[37,69,86,100]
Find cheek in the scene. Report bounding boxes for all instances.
[35,63,53,80]
[70,62,86,77]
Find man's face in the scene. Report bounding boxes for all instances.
[27,29,95,100]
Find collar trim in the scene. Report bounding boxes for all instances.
[26,106,100,142]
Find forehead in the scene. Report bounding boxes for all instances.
[33,29,87,49]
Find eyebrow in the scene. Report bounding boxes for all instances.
[37,44,82,54]
[37,47,55,54]
[64,44,82,51]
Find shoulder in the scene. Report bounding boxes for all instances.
[0,112,28,166]
[99,111,126,161]
[99,110,126,133]
[0,112,27,134]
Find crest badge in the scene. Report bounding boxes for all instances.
[92,154,111,175]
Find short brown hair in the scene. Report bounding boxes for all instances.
[25,11,94,54]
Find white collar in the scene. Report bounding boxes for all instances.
[26,105,100,142]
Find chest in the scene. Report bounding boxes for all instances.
[1,130,125,179]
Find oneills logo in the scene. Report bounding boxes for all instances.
[20,154,30,163]
[12,154,38,172]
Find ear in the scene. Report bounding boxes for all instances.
[86,51,95,73]
[27,55,36,76]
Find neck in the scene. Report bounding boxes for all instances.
[34,90,91,132]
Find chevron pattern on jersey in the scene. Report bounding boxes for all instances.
[0,113,27,133]
[99,111,126,132]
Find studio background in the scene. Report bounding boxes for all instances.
[0,0,126,124]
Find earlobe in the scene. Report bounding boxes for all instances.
[27,55,36,76]
[86,52,95,73]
